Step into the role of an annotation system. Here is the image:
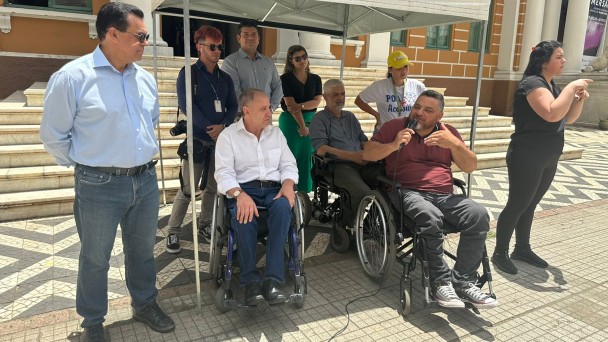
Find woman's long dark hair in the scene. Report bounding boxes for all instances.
[284,45,310,74]
[522,40,562,78]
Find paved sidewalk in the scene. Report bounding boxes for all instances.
[1,198,607,341]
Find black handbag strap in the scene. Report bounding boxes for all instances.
[176,63,199,122]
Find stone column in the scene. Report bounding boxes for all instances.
[563,0,591,73]
[272,29,299,63]
[298,32,340,66]
[518,0,545,71]
[119,0,173,55]
[361,32,390,68]
[541,0,561,41]
[495,0,520,77]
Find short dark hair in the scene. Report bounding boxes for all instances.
[238,19,259,35]
[417,89,445,112]
[96,2,144,41]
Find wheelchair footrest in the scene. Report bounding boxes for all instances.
[288,294,304,304]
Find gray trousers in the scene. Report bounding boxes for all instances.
[392,189,489,288]
[167,157,217,235]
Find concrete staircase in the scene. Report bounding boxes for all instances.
[0,55,583,222]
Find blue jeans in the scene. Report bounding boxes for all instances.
[73,165,160,328]
[391,189,489,288]
[228,185,292,286]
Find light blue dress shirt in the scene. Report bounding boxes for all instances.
[221,49,283,111]
[40,46,160,168]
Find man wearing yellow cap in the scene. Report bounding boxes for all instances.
[355,51,426,129]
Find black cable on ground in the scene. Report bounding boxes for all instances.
[328,281,384,341]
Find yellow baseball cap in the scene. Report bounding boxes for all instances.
[387,51,414,69]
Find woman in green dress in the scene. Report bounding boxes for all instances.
[279,45,322,193]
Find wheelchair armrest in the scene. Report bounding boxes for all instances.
[453,178,467,195]
[377,175,400,189]
[313,152,338,165]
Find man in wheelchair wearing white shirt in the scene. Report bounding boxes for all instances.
[214,88,299,306]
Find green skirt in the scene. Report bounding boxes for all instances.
[278,110,316,193]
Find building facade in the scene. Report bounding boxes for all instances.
[0,0,606,117]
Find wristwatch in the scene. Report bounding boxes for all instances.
[233,190,242,198]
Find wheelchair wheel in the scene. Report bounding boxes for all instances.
[399,287,411,316]
[215,284,232,313]
[330,226,350,253]
[442,232,459,272]
[297,192,312,227]
[355,190,396,283]
[293,274,307,309]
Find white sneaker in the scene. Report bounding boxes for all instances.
[433,281,465,308]
[456,283,498,309]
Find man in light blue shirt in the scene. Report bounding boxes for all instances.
[39,3,174,341]
[221,19,283,111]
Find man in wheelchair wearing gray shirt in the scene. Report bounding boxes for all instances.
[309,79,383,226]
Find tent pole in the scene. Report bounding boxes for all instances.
[340,5,349,80]
[467,19,487,197]
[152,11,167,206]
[181,0,202,314]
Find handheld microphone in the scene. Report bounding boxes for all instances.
[399,118,418,150]
[407,118,418,130]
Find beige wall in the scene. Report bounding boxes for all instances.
[0,0,107,55]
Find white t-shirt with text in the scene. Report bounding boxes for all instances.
[358,78,426,125]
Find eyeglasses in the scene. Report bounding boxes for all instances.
[126,31,149,44]
[199,43,224,52]
[290,54,308,63]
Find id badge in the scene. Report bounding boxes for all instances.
[214,100,222,113]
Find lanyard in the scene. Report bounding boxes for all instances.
[202,67,220,101]
[392,80,406,117]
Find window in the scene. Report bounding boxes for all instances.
[469,0,494,52]
[390,30,406,46]
[426,25,451,50]
[5,0,92,13]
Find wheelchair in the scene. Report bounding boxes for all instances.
[310,154,356,253]
[208,190,307,313]
[354,176,496,316]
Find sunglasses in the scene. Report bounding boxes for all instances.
[199,43,224,52]
[290,54,308,63]
[126,31,149,44]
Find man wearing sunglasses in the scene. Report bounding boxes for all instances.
[40,3,174,341]
[222,19,283,112]
[167,25,238,252]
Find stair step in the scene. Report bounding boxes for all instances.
[157,93,466,109]
[0,159,182,194]
[0,141,188,168]
[0,145,584,222]
[0,179,181,222]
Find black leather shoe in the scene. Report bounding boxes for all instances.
[245,282,264,306]
[133,302,175,333]
[262,280,287,305]
[84,324,108,342]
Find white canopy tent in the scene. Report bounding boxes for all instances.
[152,0,491,312]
